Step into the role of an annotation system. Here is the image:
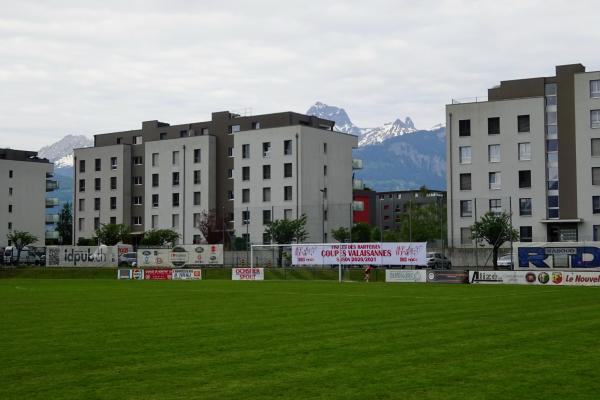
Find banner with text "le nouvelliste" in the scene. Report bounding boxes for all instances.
[292,243,426,266]
[469,270,600,286]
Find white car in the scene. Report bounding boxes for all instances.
[497,254,513,269]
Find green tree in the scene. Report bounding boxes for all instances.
[56,202,72,245]
[140,229,180,247]
[471,211,519,270]
[399,202,446,243]
[196,209,226,244]
[77,237,98,246]
[264,214,308,266]
[351,223,372,242]
[370,226,382,242]
[95,224,130,246]
[331,227,350,243]
[6,230,38,264]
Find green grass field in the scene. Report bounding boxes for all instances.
[1,279,599,399]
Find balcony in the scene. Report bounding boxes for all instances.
[45,214,59,224]
[353,179,364,190]
[352,159,363,170]
[46,198,59,208]
[46,180,59,192]
[45,231,59,240]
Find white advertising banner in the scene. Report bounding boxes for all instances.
[46,246,120,267]
[172,269,202,280]
[292,243,426,266]
[515,241,600,269]
[232,268,264,281]
[385,269,427,283]
[117,269,132,279]
[137,245,223,268]
[469,270,600,286]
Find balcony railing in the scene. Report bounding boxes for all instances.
[45,231,59,240]
[46,198,59,208]
[45,214,59,224]
[46,180,59,192]
[353,179,364,190]
[352,159,363,170]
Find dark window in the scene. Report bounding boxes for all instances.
[79,160,85,173]
[519,170,531,188]
[263,165,271,179]
[110,217,116,224]
[242,189,250,203]
[110,197,117,210]
[459,173,471,190]
[110,157,117,170]
[263,210,271,225]
[180,130,187,137]
[519,198,532,216]
[459,119,471,136]
[324,165,327,176]
[94,198,100,211]
[8,170,13,178]
[95,158,101,171]
[194,170,201,184]
[284,163,293,178]
[194,149,201,163]
[489,199,502,213]
[242,210,250,224]
[520,226,532,242]
[460,200,472,217]
[488,117,500,135]
[172,193,180,207]
[152,173,159,187]
[262,142,271,157]
[172,172,180,186]
[284,140,292,155]
[95,178,101,191]
[110,177,117,190]
[242,144,250,159]
[152,194,159,208]
[252,121,261,129]
[193,192,201,206]
[518,115,530,133]
[8,204,12,213]
[594,196,600,214]
[116,138,122,144]
[79,179,85,192]
[242,166,250,181]
[548,195,559,208]
[284,186,292,201]
[593,167,600,185]
[160,132,167,140]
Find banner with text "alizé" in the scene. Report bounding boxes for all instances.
[292,243,426,266]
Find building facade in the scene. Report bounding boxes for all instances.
[375,189,446,233]
[73,111,357,245]
[0,149,57,248]
[447,63,600,247]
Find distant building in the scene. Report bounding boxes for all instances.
[375,189,446,233]
[0,149,57,247]
[352,189,376,225]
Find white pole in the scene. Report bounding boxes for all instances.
[250,245,254,281]
[338,243,342,283]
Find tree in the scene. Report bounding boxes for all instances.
[140,229,180,247]
[56,202,72,245]
[471,211,519,270]
[95,224,130,246]
[195,209,226,244]
[264,214,308,266]
[6,230,38,264]
[399,202,446,243]
[77,237,98,246]
[331,227,350,243]
[351,223,372,242]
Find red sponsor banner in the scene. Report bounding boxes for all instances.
[144,269,173,280]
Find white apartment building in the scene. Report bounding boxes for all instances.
[0,149,57,247]
[447,63,600,247]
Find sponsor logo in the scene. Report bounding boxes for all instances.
[538,272,550,284]
[470,271,503,283]
[194,247,204,253]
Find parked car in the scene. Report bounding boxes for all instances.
[425,252,452,269]
[3,246,44,265]
[118,252,137,267]
[497,254,513,269]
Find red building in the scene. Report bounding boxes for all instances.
[353,189,376,225]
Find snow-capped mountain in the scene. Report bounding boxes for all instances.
[306,102,364,136]
[358,117,417,146]
[38,134,93,165]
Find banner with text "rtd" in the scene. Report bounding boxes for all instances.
[292,243,426,266]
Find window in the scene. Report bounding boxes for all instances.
[227,190,234,200]
[263,187,271,202]
[593,167,600,185]
[172,193,180,207]
[284,186,292,201]
[133,196,142,206]
[110,197,117,210]
[79,199,85,212]
[548,195,559,219]
[133,176,142,185]
[518,115,530,132]
[263,165,271,179]
[240,210,251,225]
[79,160,86,172]
[460,227,471,244]
[284,163,293,178]
[79,179,85,192]
[460,200,472,217]
[94,217,100,230]
[193,213,201,229]
[459,146,471,164]
[242,166,250,181]
[488,144,500,163]
[262,142,271,157]
[324,165,327,176]
[152,153,159,167]
[252,121,261,129]
[284,209,293,220]
[95,178,101,191]
[110,217,116,225]
[133,156,143,165]
[488,117,500,135]
[94,198,101,211]
[194,149,201,163]
[193,235,202,245]
[95,158,101,171]
[8,204,12,213]
[242,189,250,203]
[519,170,531,188]
[172,214,179,229]
[227,169,233,179]
[592,110,600,129]
[284,140,292,155]
[263,210,272,225]
[152,173,159,187]
[193,192,201,206]
[152,194,159,208]
[489,199,502,213]
[228,147,234,157]
[160,132,167,140]
[194,170,201,184]
[180,130,188,138]
[116,137,122,144]
[594,196,600,214]
[152,215,158,229]
[595,225,600,241]
[202,127,209,135]
[229,125,240,134]
[8,187,12,196]
[134,136,142,145]
[592,139,600,157]
[111,157,117,170]
[520,226,532,242]
[546,139,558,152]
[172,172,180,186]
[591,80,600,98]
[459,173,471,190]
[242,144,250,159]
[459,119,470,136]
[518,142,531,161]
[324,143,328,154]
[110,177,117,190]
[489,172,501,190]
[172,151,180,165]
[519,198,532,216]
[78,218,85,231]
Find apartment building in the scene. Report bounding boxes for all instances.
[447,63,600,247]
[74,111,357,245]
[376,189,446,232]
[0,149,57,247]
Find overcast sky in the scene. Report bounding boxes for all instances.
[1,0,599,149]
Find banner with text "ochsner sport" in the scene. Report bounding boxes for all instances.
[292,243,427,266]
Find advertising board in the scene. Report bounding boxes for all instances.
[46,246,119,267]
[117,269,132,280]
[172,269,202,280]
[426,270,469,284]
[385,269,427,283]
[515,242,600,269]
[132,269,144,280]
[469,270,600,286]
[137,245,223,268]
[144,269,173,280]
[232,268,265,281]
[292,243,426,266]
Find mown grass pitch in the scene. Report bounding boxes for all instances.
[1,279,599,399]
